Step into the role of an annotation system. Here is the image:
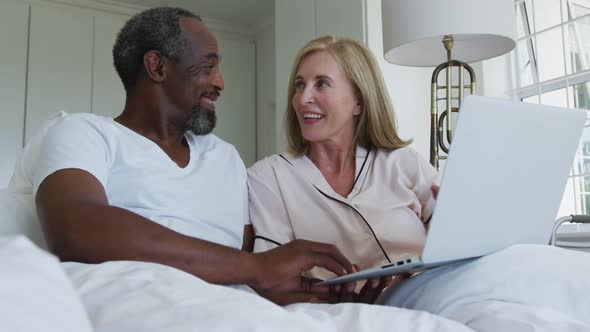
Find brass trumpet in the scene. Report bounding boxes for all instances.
[430,35,476,169]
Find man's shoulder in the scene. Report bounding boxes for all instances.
[189,133,245,165]
[190,133,234,153]
[50,112,114,134]
[201,133,232,149]
[61,112,112,124]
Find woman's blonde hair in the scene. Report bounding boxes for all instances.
[285,35,411,155]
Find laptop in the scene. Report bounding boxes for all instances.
[317,95,586,286]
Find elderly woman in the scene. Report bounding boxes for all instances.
[244,36,590,331]
[247,35,437,303]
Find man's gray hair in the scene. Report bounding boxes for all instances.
[113,7,201,91]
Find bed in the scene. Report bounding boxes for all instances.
[2,114,590,332]
[2,231,590,332]
[2,229,590,332]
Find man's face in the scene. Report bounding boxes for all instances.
[165,18,224,135]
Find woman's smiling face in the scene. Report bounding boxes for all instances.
[291,50,361,146]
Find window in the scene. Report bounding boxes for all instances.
[514,0,590,217]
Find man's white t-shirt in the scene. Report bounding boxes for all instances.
[33,113,249,249]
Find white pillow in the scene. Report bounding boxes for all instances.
[1,111,68,250]
[9,111,68,195]
[0,189,45,249]
[0,235,93,332]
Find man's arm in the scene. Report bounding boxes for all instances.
[36,169,353,296]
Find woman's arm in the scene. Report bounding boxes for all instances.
[242,225,254,252]
[247,160,296,252]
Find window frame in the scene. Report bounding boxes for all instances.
[513,0,590,215]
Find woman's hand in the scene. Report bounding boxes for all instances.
[325,266,412,304]
[355,276,393,303]
[432,184,440,199]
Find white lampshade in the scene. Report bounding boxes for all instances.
[382,0,517,67]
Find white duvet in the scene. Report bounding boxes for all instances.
[64,260,471,332]
[381,244,590,331]
[62,244,590,332]
[3,235,590,331]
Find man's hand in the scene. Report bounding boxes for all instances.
[250,239,354,304]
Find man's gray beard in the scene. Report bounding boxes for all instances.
[186,106,216,135]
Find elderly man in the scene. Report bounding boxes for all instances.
[34,7,352,304]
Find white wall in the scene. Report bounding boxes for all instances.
[0,0,28,188]
[480,53,515,100]
[92,12,128,118]
[365,0,432,159]
[274,0,315,152]
[25,3,94,142]
[274,0,364,152]
[0,0,258,185]
[255,21,276,160]
[213,33,257,166]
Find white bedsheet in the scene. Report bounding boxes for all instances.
[0,236,93,332]
[63,260,473,332]
[63,244,590,332]
[3,232,589,331]
[380,244,590,331]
